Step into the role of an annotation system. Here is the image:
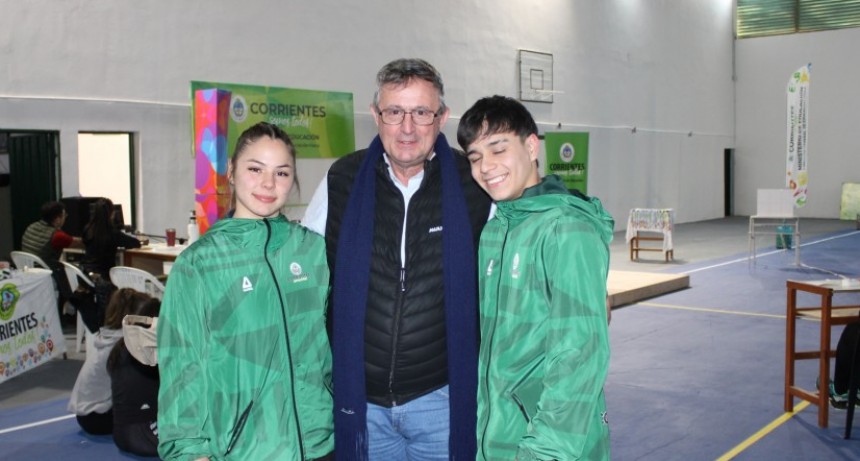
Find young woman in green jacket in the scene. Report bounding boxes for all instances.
[157,122,334,461]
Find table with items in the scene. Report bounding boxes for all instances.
[0,267,68,384]
[626,208,675,261]
[121,243,188,277]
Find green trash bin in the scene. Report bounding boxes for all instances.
[776,225,793,249]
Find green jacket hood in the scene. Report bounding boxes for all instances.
[495,175,615,245]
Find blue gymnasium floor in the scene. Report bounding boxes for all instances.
[0,398,151,460]
[0,225,858,460]
[607,229,860,460]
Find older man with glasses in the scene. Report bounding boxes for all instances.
[303,58,491,460]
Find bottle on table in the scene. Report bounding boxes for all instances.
[187,210,199,245]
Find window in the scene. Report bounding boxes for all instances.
[77,132,134,228]
[737,0,860,38]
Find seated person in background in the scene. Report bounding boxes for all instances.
[21,200,83,270]
[22,201,84,320]
[81,198,143,278]
[68,288,154,435]
[107,298,161,457]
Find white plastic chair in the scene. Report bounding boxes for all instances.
[13,250,65,335]
[749,188,801,266]
[10,251,50,270]
[61,261,96,353]
[109,266,165,300]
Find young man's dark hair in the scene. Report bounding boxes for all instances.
[457,95,539,150]
[40,201,66,223]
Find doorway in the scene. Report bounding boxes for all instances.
[0,130,61,257]
[724,148,734,217]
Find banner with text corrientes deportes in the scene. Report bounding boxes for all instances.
[191,81,354,159]
[191,82,354,233]
[544,132,589,194]
[786,64,810,207]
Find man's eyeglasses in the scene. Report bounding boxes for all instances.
[377,108,440,126]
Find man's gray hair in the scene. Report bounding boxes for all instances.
[372,58,446,112]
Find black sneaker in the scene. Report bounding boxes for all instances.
[816,376,850,409]
[829,382,850,410]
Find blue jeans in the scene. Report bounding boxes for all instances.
[366,385,450,461]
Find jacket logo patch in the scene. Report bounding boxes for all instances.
[511,253,521,279]
[242,276,254,292]
[290,262,308,283]
[428,225,443,233]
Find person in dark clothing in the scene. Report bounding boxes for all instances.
[829,322,860,408]
[303,58,492,460]
[68,288,153,435]
[107,298,161,457]
[81,198,143,277]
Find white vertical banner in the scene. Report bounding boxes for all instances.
[786,63,810,207]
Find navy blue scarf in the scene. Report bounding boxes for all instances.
[332,134,478,460]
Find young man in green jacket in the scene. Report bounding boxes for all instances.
[458,95,614,461]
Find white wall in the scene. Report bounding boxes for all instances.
[0,0,737,233]
[734,27,860,218]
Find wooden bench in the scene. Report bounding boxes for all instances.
[629,231,674,261]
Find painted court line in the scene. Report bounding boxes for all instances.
[714,401,811,461]
[663,230,857,459]
[638,301,785,319]
[684,230,860,275]
[0,414,75,435]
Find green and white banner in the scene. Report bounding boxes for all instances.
[544,132,589,193]
[191,81,354,158]
[0,271,67,384]
[786,64,810,207]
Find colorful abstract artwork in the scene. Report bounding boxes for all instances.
[194,89,232,234]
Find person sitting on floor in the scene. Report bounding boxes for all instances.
[67,288,154,435]
[107,298,161,457]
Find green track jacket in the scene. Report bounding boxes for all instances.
[157,216,333,461]
[477,175,614,461]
